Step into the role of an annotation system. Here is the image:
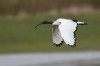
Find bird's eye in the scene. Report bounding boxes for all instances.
[59,22,61,24]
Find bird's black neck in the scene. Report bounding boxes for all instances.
[45,22,53,24]
[42,21,53,24]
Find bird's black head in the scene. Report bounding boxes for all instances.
[34,20,53,29]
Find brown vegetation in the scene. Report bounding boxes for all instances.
[0,0,100,15]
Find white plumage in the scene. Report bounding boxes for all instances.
[35,18,87,47]
[52,18,77,47]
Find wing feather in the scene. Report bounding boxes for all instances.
[52,25,63,46]
[59,21,77,47]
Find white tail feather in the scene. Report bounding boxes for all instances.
[77,22,85,25]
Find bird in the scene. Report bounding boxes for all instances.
[35,18,87,47]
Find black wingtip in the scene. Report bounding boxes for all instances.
[72,19,78,22]
[67,44,76,48]
[54,41,64,47]
[84,23,88,25]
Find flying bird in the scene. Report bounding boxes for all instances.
[35,18,87,47]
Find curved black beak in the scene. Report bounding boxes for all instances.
[34,21,53,29]
[34,23,42,29]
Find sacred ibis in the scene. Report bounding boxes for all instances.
[35,18,87,47]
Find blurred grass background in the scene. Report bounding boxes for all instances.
[0,0,100,53]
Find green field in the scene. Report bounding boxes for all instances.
[0,13,100,53]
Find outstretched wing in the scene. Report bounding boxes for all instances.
[52,25,63,47]
[59,21,77,47]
